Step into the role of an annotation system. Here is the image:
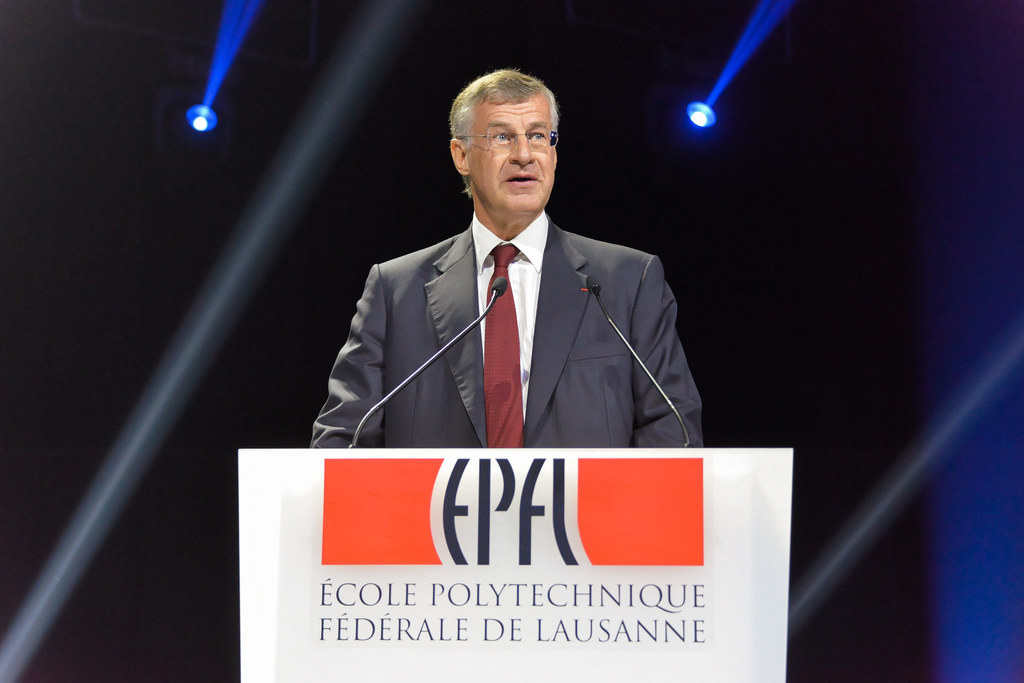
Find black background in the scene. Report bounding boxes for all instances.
[2,1,937,679]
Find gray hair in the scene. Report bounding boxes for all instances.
[449,68,560,196]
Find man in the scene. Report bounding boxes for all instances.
[311,68,701,448]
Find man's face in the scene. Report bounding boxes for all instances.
[450,94,557,239]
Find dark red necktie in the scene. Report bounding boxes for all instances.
[484,244,524,448]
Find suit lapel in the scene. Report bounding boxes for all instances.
[424,228,487,446]
[525,226,589,441]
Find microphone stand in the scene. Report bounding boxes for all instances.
[350,277,508,448]
[585,275,691,447]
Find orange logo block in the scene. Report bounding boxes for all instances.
[322,459,443,565]
[578,458,703,566]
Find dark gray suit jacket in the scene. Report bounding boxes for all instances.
[311,223,702,448]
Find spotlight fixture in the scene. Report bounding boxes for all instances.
[186,104,218,132]
[686,101,717,129]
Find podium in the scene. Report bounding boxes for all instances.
[239,448,792,682]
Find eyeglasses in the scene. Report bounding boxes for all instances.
[459,129,558,151]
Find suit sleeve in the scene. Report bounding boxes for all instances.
[311,265,388,448]
[629,255,703,447]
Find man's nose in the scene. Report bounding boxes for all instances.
[508,134,534,163]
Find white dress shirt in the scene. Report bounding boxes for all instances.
[472,213,548,416]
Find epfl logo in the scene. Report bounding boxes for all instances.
[443,457,577,566]
[322,455,703,567]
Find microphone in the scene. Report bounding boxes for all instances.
[584,275,692,447]
[350,276,509,448]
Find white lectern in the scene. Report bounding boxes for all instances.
[239,448,792,682]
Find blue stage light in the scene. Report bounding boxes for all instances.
[186,105,218,132]
[686,102,717,128]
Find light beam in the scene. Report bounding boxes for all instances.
[0,1,430,680]
[204,0,268,108]
[788,309,1024,635]
[708,0,797,107]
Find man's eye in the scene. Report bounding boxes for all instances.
[528,132,546,142]
[492,132,512,143]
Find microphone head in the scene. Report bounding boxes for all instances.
[491,276,509,297]
[585,274,601,296]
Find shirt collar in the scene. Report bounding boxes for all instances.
[472,212,548,275]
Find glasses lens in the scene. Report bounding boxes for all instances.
[489,132,512,148]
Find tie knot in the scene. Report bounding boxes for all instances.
[491,244,519,270]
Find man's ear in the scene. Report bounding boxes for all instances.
[450,139,470,176]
